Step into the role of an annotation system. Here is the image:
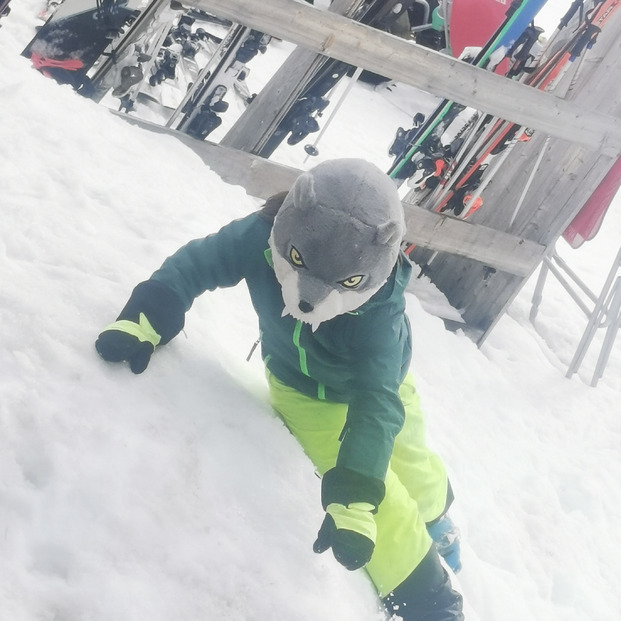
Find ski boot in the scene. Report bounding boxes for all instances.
[186,85,228,140]
[427,514,462,573]
[388,112,425,158]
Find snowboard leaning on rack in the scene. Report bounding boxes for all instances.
[22,0,144,92]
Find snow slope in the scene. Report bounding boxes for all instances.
[1,2,621,620]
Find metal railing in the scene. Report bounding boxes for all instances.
[530,246,621,387]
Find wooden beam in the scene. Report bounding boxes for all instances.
[114,111,543,276]
[193,0,621,156]
[403,207,544,277]
[114,113,301,196]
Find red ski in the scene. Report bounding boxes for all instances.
[563,156,621,249]
[424,0,621,219]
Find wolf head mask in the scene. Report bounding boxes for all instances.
[269,158,405,330]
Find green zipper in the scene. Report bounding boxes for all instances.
[292,320,326,400]
[293,321,309,375]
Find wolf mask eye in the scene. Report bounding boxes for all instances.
[339,275,364,289]
[289,246,305,268]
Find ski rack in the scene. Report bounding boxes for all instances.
[530,246,621,387]
[197,0,621,152]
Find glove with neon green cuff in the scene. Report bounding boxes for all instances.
[313,467,385,571]
[95,280,185,374]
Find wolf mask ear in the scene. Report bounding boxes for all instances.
[376,220,403,247]
[290,171,316,210]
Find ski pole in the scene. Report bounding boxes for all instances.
[509,135,550,226]
[303,66,363,161]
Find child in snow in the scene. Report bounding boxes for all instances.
[95,158,464,620]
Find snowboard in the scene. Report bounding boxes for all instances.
[448,0,510,58]
[0,0,11,24]
[22,0,144,91]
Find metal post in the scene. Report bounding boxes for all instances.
[529,255,551,323]
[591,277,621,386]
[567,246,621,379]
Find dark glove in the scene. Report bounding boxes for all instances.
[313,467,385,571]
[96,313,161,374]
[95,280,185,374]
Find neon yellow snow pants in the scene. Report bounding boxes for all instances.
[266,370,449,597]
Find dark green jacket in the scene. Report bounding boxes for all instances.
[151,209,413,482]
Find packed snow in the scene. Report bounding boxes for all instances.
[1,2,620,620]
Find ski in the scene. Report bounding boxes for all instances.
[387,0,549,185]
[425,0,621,218]
[404,0,621,265]
[165,0,413,146]
[105,1,186,110]
[393,20,543,213]
[90,3,234,110]
[405,0,598,215]
[166,24,271,139]
[140,13,222,108]
[86,0,175,101]
[256,51,354,156]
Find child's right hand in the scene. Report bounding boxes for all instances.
[95,312,160,374]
